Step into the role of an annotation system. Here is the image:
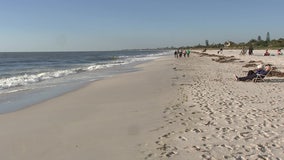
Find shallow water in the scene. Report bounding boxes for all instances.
[0,50,171,113]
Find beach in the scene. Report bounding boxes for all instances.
[0,55,177,160]
[141,50,284,159]
[0,50,284,159]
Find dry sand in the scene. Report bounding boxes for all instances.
[1,50,284,160]
[141,50,284,160]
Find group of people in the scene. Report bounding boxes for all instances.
[240,46,254,55]
[234,64,271,81]
[173,48,272,82]
[174,49,191,58]
[239,48,282,56]
[264,49,283,56]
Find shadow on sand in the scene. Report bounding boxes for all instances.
[265,79,284,83]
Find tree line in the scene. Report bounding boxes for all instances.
[182,32,284,50]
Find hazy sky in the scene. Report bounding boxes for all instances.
[0,0,283,51]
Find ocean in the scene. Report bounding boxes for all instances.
[0,50,171,113]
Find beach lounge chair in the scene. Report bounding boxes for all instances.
[253,68,272,82]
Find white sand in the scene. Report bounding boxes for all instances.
[141,50,284,159]
[1,50,284,160]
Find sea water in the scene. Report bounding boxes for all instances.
[0,50,171,113]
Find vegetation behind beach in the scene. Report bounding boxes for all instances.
[177,32,284,49]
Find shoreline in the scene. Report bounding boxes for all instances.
[0,55,178,160]
[0,50,284,159]
[0,50,171,114]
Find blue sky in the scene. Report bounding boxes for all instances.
[0,0,283,51]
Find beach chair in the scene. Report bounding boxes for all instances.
[253,69,272,82]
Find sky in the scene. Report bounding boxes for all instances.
[0,0,283,52]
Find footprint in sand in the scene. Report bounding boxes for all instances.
[192,128,203,133]
[159,131,175,139]
[178,136,188,141]
[144,153,154,160]
[257,144,267,153]
[165,151,178,158]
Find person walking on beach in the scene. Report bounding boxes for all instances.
[277,49,283,55]
[240,47,247,55]
[178,49,183,58]
[248,46,253,55]
[234,64,270,81]
[174,50,178,58]
[186,49,190,57]
[182,50,186,57]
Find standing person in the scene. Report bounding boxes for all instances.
[277,49,283,55]
[248,46,254,55]
[178,49,182,58]
[182,50,186,57]
[186,49,190,57]
[174,50,178,58]
[240,47,246,55]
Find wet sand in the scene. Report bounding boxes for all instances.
[0,56,177,160]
